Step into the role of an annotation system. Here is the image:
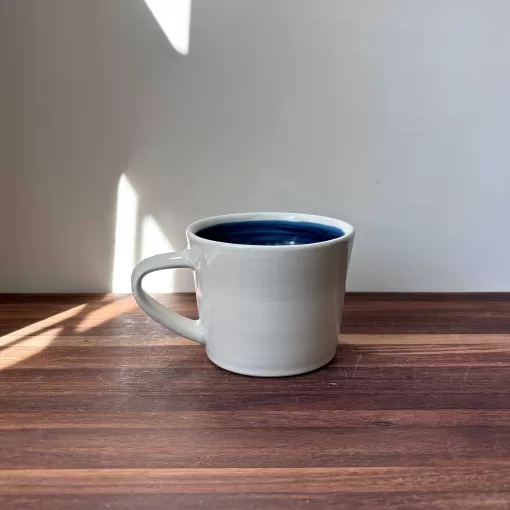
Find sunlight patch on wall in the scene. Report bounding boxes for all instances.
[112,174,139,293]
[144,0,192,55]
[111,174,178,293]
[141,214,177,292]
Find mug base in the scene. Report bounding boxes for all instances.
[207,350,337,377]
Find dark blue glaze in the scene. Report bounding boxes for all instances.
[196,220,344,246]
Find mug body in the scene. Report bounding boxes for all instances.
[187,213,354,376]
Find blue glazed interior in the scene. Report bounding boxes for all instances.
[196,220,345,246]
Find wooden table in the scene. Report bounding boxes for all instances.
[1,293,509,509]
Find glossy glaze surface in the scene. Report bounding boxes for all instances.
[132,213,355,376]
[196,220,345,246]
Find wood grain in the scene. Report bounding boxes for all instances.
[0,293,510,509]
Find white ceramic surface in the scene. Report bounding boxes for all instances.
[131,212,355,377]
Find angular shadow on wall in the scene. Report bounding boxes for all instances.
[8,0,326,294]
[5,0,201,292]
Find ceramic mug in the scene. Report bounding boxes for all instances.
[131,212,355,377]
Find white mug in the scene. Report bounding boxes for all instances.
[132,212,355,377]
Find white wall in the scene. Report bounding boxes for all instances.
[2,0,510,292]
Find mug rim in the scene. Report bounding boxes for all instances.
[187,212,354,250]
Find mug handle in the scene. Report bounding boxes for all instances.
[131,251,205,344]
